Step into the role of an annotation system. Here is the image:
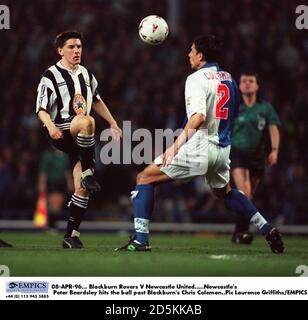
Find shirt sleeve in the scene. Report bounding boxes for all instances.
[185,74,206,119]
[266,103,280,126]
[35,77,55,114]
[91,74,102,102]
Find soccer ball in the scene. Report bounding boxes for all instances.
[138,15,169,45]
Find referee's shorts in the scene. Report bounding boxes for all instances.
[230,148,265,177]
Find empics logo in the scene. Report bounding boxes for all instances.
[8,282,18,289]
[6,281,49,293]
[0,5,10,30]
[295,5,308,29]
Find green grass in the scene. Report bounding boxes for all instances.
[0,233,307,276]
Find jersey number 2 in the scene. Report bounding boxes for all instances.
[215,84,230,120]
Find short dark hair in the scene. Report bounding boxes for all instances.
[240,71,260,84]
[54,30,82,48]
[193,35,222,62]
[239,71,261,102]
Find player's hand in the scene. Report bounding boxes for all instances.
[268,150,278,166]
[110,123,122,141]
[48,126,64,140]
[162,145,178,167]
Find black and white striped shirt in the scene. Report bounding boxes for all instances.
[36,61,101,129]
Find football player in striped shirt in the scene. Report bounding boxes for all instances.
[36,31,122,248]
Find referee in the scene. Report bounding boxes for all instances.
[36,31,122,249]
[230,72,280,244]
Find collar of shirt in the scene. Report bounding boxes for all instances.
[200,62,220,70]
[57,61,81,75]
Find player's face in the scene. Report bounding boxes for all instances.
[239,75,259,95]
[188,44,203,70]
[58,38,82,67]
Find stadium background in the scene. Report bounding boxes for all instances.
[0,0,307,230]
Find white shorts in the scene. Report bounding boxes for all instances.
[155,143,230,188]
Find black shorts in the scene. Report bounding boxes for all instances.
[230,148,265,177]
[50,128,79,169]
[47,181,67,194]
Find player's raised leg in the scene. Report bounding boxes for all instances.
[63,161,89,249]
[115,164,172,252]
[70,115,100,194]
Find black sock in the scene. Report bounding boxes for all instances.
[65,194,89,238]
[48,208,60,229]
[235,213,251,233]
[76,133,95,172]
[48,214,57,229]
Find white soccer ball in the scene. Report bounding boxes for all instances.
[138,15,169,45]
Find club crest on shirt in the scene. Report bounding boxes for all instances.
[257,116,266,131]
[73,94,87,115]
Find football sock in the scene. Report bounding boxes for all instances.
[234,214,251,233]
[225,189,271,235]
[47,207,61,229]
[48,216,56,229]
[76,133,95,173]
[131,184,154,244]
[65,194,89,238]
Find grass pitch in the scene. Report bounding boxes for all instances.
[0,232,307,276]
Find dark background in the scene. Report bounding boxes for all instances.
[0,0,307,225]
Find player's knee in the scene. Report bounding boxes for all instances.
[211,185,230,199]
[79,116,95,131]
[74,186,89,197]
[136,171,145,184]
[136,171,151,184]
[212,189,226,200]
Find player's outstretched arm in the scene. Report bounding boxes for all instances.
[92,99,122,141]
[162,113,206,166]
